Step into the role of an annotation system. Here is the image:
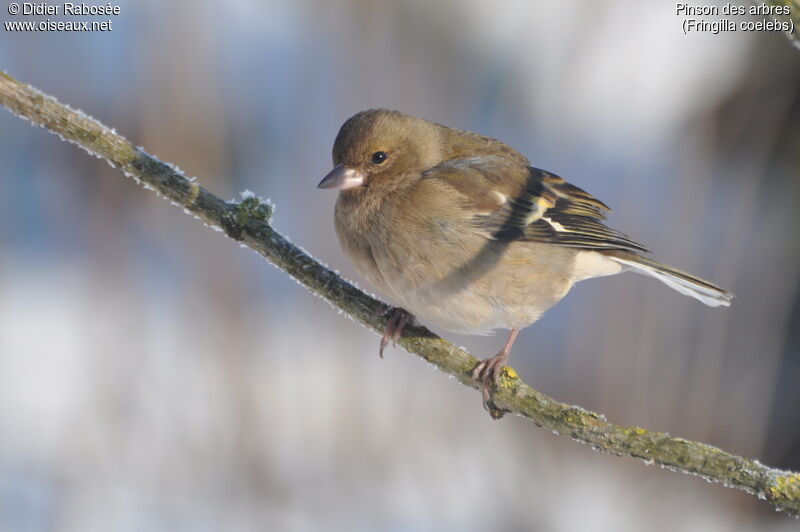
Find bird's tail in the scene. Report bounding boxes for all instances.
[605,252,733,308]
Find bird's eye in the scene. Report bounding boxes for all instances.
[371,151,387,165]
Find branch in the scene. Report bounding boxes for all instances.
[769,0,800,49]
[1,71,799,516]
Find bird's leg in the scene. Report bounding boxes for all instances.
[378,307,416,358]
[472,329,520,405]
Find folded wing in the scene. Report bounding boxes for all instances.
[425,157,646,253]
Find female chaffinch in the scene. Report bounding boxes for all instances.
[318,109,732,404]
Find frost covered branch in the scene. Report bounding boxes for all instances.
[1,71,799,516]
[769,0,800,49]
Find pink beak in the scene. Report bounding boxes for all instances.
[317,163,365,190]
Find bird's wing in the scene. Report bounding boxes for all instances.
[423,156,647,253]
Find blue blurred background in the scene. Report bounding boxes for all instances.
[1,1,799,530]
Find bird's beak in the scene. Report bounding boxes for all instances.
[317,163,365,190]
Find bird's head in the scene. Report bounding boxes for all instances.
[317,109,443,192]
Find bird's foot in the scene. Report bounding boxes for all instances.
[472,351,510,410]
[378,307,416,358]
[472,329,519,416]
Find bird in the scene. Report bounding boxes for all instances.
[317,109,733,407]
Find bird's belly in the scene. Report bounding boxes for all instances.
[392,288,535,335]
[373,241,577,335]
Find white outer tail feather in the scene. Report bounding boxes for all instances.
[609,256,733,308]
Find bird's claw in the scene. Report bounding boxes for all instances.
[378,308,415,358]
[472,352,509,410]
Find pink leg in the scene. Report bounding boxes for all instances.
[471,329,520,405]
[379,308,416,358]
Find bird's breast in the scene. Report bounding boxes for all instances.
[335,191,578,334]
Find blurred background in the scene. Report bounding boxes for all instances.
[1,0,799,530]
